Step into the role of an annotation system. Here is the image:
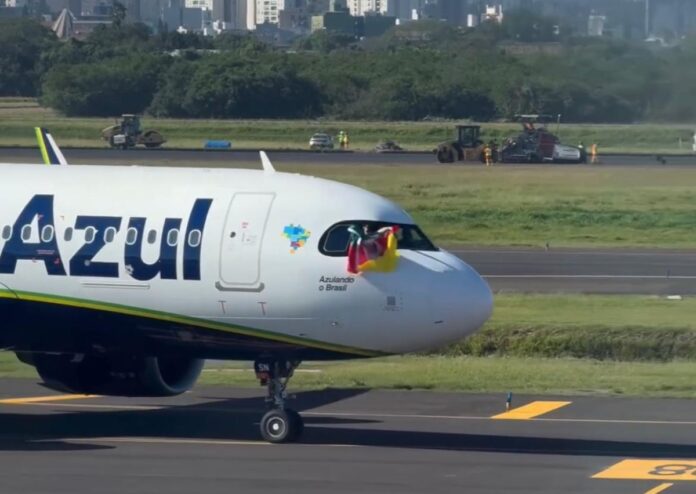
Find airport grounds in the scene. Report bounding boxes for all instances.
[4,98,696,399]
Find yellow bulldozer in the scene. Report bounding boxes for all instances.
[101,114,166,149]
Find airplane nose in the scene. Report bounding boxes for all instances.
[430,259,493,348]
[456,265,494,335]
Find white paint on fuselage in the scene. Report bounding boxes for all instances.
[0,164,492,355]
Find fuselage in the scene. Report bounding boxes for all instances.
[0,164,492,361]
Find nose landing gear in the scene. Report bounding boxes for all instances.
[254,360,303,443]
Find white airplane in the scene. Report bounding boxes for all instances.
[0,131,493,442]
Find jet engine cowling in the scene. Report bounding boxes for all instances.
[18,353,204,397]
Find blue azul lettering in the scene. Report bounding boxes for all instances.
[183,199,212,281]
[0,195,65,275]
[0,195,212,281]
[70,216,121,277]
[125,217,180,280]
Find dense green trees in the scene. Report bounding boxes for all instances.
[0,19,57,96]
[149,56,321,118]
[4,15,696,122]
[42,55,166,116]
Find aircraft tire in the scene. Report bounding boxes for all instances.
[260,408,301,443]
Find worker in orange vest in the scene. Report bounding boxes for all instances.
[590,143,598,164]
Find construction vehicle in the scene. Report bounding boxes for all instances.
[435,125,485,163]
[500,114,583,163]
[101,114,166,149]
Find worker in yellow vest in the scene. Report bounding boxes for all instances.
[590,143,598,164]
[483,145,493,166]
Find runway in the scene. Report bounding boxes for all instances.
[457,248,696,294]
[0,379,695,493]
[2,146,696,167]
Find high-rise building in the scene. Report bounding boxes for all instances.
[347,0,387,16]
[140,0,162,24]
[255,0,283,24]
[386,0,422,21]
[125,0,141,21]
[211,0,230,21]
[185,0,211,10]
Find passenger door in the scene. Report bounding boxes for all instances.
[217,193,275,291]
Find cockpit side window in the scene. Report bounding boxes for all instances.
[319,220,437,257]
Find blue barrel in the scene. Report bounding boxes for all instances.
[204,140,232,150]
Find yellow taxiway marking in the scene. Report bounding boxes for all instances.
[0,394,98,405]
[645,484,674,494]
[491,401,571,420]
[593,460,696,481]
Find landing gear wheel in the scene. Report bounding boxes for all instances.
[254,359,303,443]
[260,409,302,443]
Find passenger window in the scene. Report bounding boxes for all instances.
[1,225,11,240]
[147,230,157,244]
[125,227,137,246]
[188,229,201,248]
[84,226,96,244]
[104,227,116,243]
[41,225,54,243]
[64,227,73,241]
[20,225,32,242]
[166,229,179,247]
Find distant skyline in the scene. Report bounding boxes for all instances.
[3,0,693,42]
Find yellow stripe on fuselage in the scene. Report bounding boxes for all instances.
[0,290,383,358]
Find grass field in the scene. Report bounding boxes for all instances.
[287,164,696,248]
[450,294,696,360]
[2,99,696,153]
[199,357,696,398]
[2,353,695,398]
[1,294,696,397]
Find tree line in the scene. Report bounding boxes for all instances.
[2,14,696,122]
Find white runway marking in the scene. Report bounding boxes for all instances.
[8,398,696,427]
[483,274,696,279]
[452,249,696,258]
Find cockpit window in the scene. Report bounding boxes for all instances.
[319,221,437,257]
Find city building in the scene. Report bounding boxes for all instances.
[186,0,211,10]
[386,0,423,22]
[45,0,82,15]
[347,0,387,15]
[255,0,284,24]
[124,0,140,21]
[279,6,310,32]
[50,7,112,38]
[311,7,394,36]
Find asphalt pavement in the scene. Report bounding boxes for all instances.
[3,146,696,167]
[0,380,695,494]
[455,247,696,294]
